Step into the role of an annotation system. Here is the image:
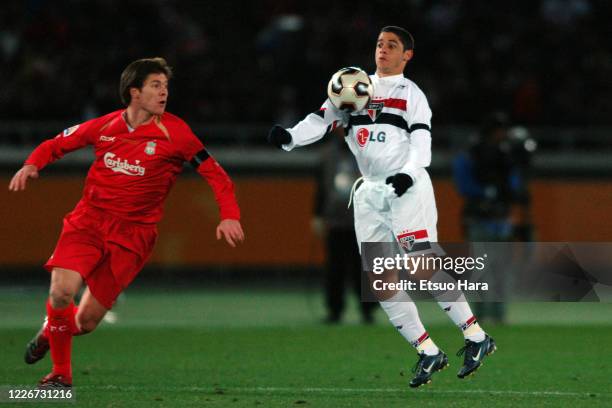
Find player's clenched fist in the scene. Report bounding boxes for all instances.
[8,164,39,192]
[216,219,245,248]
[267,125,292,149]
[385,173,413,197]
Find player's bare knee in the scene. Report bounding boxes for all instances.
[76,313,100,334]
[367,270,402,301]
[377,288,402,302]
[77,318,99,334]
[75,308,105,334]
[49,268,82,308]
[48,287,76,308]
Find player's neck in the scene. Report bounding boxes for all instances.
[124,107,156,129]
[375,69,404,78]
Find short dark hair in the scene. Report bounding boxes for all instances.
[380,26,414,51]
[119,57,173,106]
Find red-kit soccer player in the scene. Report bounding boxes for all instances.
[8,57,245,388]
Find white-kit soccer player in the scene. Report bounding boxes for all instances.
[268,26,496,387]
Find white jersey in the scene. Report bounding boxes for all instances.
[284,73,432,181]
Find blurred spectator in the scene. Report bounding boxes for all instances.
[452,112,536,323]
[1,0,610,146]
[313,132,376,324]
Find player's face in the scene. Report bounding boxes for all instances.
[131,73,169,116]
[375,32,413,76]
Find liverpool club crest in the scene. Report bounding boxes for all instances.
[145,141,156,155]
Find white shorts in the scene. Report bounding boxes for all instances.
[353,168,438,255]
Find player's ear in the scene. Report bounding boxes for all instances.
[129,87,140,101]
[403,49,414,62]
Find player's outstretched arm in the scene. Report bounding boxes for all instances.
[9,118,100,192]
[267,125,292,149]
[8,164,39,192]
[267,100,347,151]
[186,146,243,247]
[216,219,245,248]
[180,121,243,247]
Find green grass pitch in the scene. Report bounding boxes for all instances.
[1,287,611,407]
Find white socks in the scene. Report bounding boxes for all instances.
[380,290,487,356]
[438,293,486,342]
[380,291,439,355]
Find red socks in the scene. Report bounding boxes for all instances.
[46,300,78,379]
[43,303,79,338]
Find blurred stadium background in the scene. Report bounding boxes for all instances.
[1,1,611,406]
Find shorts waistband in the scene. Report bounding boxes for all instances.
[362,172,399,183]
[74,201,157,228]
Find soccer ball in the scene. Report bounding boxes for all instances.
[327,67,373,112]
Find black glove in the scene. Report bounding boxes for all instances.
[267,125,292,149]
[385,173,413,197]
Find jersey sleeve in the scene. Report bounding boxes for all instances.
[24,119,100,171]
[399,85,433,178]
[283,99,348,151]
[177,123,205,162]
[178,123,241,221]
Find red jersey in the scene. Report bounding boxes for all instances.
[25,110,240,224]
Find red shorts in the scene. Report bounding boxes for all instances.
[45,203,158,309]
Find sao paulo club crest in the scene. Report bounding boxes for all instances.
[366,101,384,122]
[398,234,416,251]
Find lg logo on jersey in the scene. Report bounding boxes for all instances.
[356,128,386,147]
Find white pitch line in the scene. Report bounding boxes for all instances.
[227,387,607,397]
[79,385,609,398]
